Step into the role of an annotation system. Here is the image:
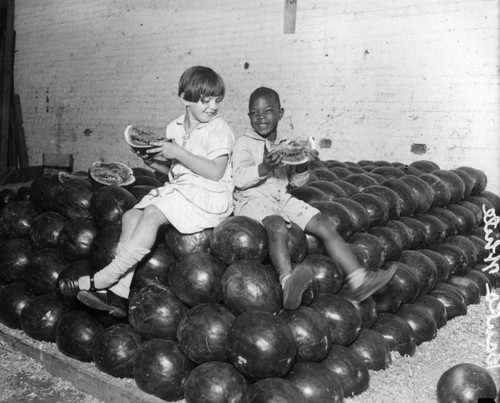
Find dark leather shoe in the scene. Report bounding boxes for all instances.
[77,290,128,318]
[59,277,80,296]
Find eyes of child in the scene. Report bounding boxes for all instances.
[200,96,223,105]
[248,109,276,118]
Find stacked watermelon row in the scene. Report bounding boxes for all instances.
[0,159,498,402]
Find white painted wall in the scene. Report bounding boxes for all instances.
[13,0,500,193]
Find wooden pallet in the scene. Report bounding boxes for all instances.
[0,166,44,186]
[0,324,169,403]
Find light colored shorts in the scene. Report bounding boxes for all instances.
[234,193,319,230]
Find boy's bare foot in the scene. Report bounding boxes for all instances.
[77,290,128,318]
[282,266,313,310]
[339,266,398,303]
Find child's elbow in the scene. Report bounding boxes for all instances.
[208,167,226,181]
[211,172,224,181]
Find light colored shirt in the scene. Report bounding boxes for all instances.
[166,114,234,195]
[135,114,235,234]
[233,128,309,201]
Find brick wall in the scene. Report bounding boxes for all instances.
[13,0,500,193]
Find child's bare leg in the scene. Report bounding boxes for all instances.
[263,215,293,281]
[119,208,143,243]
[305,213,396,303]
[263,215,312,310]
[92,205,168,290]
[305,215,360,276]
[126,205,168,249]
[110,208,145,279]
[67,205,169,317]
[60,206,167,295]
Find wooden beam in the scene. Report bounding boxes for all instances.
[8,104,17,166]
[2,165,43,184]
[0,0,14,167]
[284,0,297,34]
[0,29,5,144]
[0,326,168,403]
[0,7,5,32]
[13,94,29,168]
[0,166,14,184]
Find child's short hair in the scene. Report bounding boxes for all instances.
[249,87,281,109]
[178,66,225,102]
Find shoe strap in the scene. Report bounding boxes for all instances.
[89,276,96,291]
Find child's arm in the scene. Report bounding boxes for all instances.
[233,140,282,189]
[288,149,319,187]
[144,160,171,176]
[148,141,228,181]
[134,150,171,175]
[289,164,310,188]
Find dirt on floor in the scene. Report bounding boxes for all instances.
[0,343,101,403]
[347,296,500,402]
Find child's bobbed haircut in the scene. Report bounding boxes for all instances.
[178,66,225,102]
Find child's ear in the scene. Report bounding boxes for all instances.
[180,92,189,106]
[279,108,285,119]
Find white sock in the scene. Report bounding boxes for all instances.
[78,243,125,290]
[280,273,291,287]
[92,242,150,289]
[347,268,368,288]
[78,276,91,290]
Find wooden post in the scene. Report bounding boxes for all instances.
[0,20,5,149]
[8,103,16,166]
[0,0,14,167]
[284,0,297,34]
[13,94,28,168]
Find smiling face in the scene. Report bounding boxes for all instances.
[248,93,284,141]
[178,66,225,126]
[184,95,221,124]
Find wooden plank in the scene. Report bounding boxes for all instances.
[13,94,29,168]
[0,29,5,148]
[43,152,74,171]
[2,165,43,183]
[0,166,14,184]
[284,0,297,34]
[8,31,22,168]
[0,0,14,168]
[0,326,168,403]
[8,102,17,166]
[0,7,6,33]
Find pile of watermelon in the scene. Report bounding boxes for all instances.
[0,159,499,403]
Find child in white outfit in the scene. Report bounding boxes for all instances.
[59,66,235,317]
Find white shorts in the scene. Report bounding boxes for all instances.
[234,193,319,230]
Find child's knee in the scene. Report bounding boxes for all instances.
[309,216,341,239]
[122,208,141,224]
[263,215,288,236]
[141,205,167,227]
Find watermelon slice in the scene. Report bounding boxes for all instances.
[88,161,135,187]
[266,137,316,165]
[124,125,168,152]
